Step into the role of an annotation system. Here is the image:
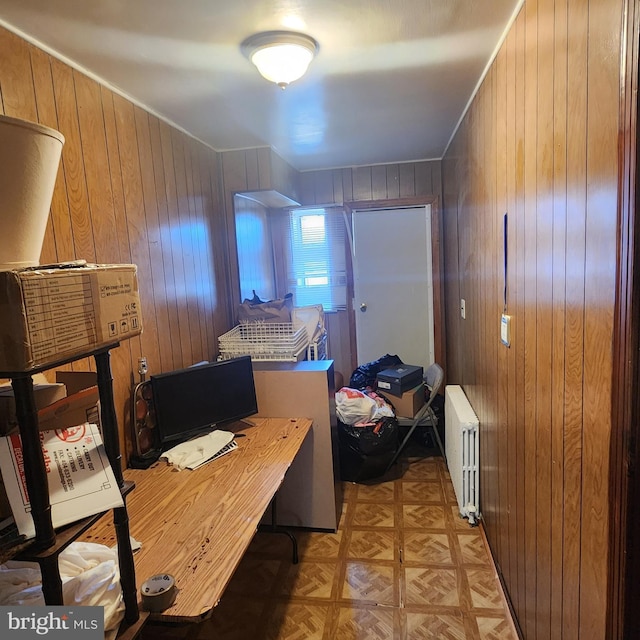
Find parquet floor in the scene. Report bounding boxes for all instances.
[140,443,518,640]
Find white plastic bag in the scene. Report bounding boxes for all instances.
[336,387,395,425]
[0,541,125,640]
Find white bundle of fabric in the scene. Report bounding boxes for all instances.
[160,429,235,470]
[0,541,125,640]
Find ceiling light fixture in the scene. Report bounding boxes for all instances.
[241,31,319,89]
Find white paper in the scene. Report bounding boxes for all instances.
[0,423,124,539]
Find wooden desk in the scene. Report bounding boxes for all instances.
[83,417,312,623]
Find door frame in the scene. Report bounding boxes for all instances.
[351,204,435,370]
[614,0,639,636]
[343,195,445,377]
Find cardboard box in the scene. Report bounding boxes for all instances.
[37,385,100,433]
[55,370,98,396]
[0,372,101,436]
[0,374,67,518]
[0,263,142,371]
[389,384,426,418]
[0,423,124,538]
[376,364,423,397]
[52,370,100,433]
[0,372,100,521]
[0,374,67,435]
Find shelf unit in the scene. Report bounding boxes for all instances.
[0,343,139,625]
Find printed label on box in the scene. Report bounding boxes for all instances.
[23,274,97,361]
[0,423,123,538]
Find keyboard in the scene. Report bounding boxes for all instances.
[210,439,238,461]
[189,439,238,469]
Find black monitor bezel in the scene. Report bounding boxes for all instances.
[149,356,257,448]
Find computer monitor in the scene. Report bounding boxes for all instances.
[150,356,258,448]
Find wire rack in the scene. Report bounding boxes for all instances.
[218,322,310,361]
[306,331,328,361]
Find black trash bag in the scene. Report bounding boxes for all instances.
[338,416,399,483]
[349,354,404,391]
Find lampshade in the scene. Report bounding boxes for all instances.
[241,31,319,89]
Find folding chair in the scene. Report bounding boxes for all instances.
[385,363,445,471]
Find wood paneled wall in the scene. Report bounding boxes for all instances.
[298,160,442,206]
[442,0,623,637]
[0,26,231,464]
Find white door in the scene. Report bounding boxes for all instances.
[352,206,434,370]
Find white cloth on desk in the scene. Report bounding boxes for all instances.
[0,541,124,640]
[161,430,235,470]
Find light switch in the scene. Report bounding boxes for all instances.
[501,313,511,347]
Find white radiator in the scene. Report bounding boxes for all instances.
[444,385,480,525]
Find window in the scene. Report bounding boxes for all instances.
[285,207,347,311]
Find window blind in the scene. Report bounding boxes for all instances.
[285,207,347,311]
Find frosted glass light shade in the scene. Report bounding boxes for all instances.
[242,31,318,89]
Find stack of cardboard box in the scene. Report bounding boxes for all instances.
[376,364,426,418]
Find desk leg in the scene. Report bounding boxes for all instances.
[260,497,298,564]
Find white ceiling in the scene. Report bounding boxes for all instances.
[0,0,521,172]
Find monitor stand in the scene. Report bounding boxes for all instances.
[129,448,162,469]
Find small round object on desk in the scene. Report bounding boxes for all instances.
[140,574,177,612]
